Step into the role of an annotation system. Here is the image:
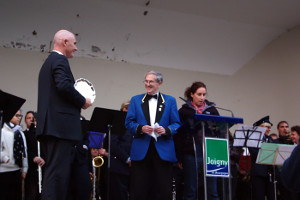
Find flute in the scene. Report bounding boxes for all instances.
[37,141,42,193]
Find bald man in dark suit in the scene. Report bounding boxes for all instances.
[36,30,92,200]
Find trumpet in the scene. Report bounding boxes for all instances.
[92,155,104,200]
[92,155,104,167]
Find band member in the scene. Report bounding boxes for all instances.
[0,109,28,200]
[125,70,181,200]
[36,29,92,200]
[67,116,92,200]
[110,100,132,200]
[249,116,277,200]
[23,111,45,200]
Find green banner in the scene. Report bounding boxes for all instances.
[205,137,229,177]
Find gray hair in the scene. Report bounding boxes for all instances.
[145,70,163,83]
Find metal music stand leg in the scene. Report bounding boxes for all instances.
[202,121,208,200]
[0,110,3,166]
[273,165,277,200]
[227,123,232,200]
[107,124,112,200]
[192,136,198,200]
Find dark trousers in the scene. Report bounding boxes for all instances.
[251,176,275,200]
[109,172,130,200]
[130,140,173,200]
[0,170,22,200]
[25,178,40,200]
[41,138,76,200]
[68,162,92,200]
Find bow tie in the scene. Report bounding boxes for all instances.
[145,94,158,101]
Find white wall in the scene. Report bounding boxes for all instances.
[0,0,284,75]
[1,27,300,132]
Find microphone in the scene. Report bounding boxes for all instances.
[179,97,235,117]
[179,97,188,103]
[214,106,235,118]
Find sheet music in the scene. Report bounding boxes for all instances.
[233,125,266,148]
[256,143,296,165]
[275,145,296,165]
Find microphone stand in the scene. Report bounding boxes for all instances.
[214,107,235,118]
[179,96,235,117]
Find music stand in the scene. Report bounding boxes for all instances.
[0,90,26,126]
[89,107,127,200]
[256,143,296,166]
[256,143,295,200]
[233,125,266,148]
[0,90,26,165]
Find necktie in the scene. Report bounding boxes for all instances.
[145,94,158,101]
[11,126,26,167]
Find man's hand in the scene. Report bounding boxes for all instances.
[177,162,183,170]
[154,126,166,135]
[142,125,154,134]
[33,157,45,167]
[99,148,108,157]
[82,98,92,110]
[21,172,27,180]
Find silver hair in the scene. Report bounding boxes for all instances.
[145,70,163,83]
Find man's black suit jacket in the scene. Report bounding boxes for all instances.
[36,52,85,141]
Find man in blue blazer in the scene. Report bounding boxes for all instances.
[125,70,181,200]
[36,30,92,200]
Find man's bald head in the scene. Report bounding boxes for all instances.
[53,30,77,58]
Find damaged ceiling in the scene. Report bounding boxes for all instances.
[1,0,300,75]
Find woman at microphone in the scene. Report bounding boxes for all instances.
[174,81,220,200]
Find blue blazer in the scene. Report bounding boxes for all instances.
[125,93,181,162]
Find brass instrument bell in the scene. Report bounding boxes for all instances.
[92,155,104,167]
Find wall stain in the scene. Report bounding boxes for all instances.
[125,33,131,41]
[40,44,46,52]
[16,42,26,48]
[91,45,105,53]
[87,54,97,58]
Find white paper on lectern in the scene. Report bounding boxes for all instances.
[233,125,266,148]
[275,145,296,165]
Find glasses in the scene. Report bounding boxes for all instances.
[143,80,156,85]
[14,114,23,118]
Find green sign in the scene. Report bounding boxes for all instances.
[205,137,229,177]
